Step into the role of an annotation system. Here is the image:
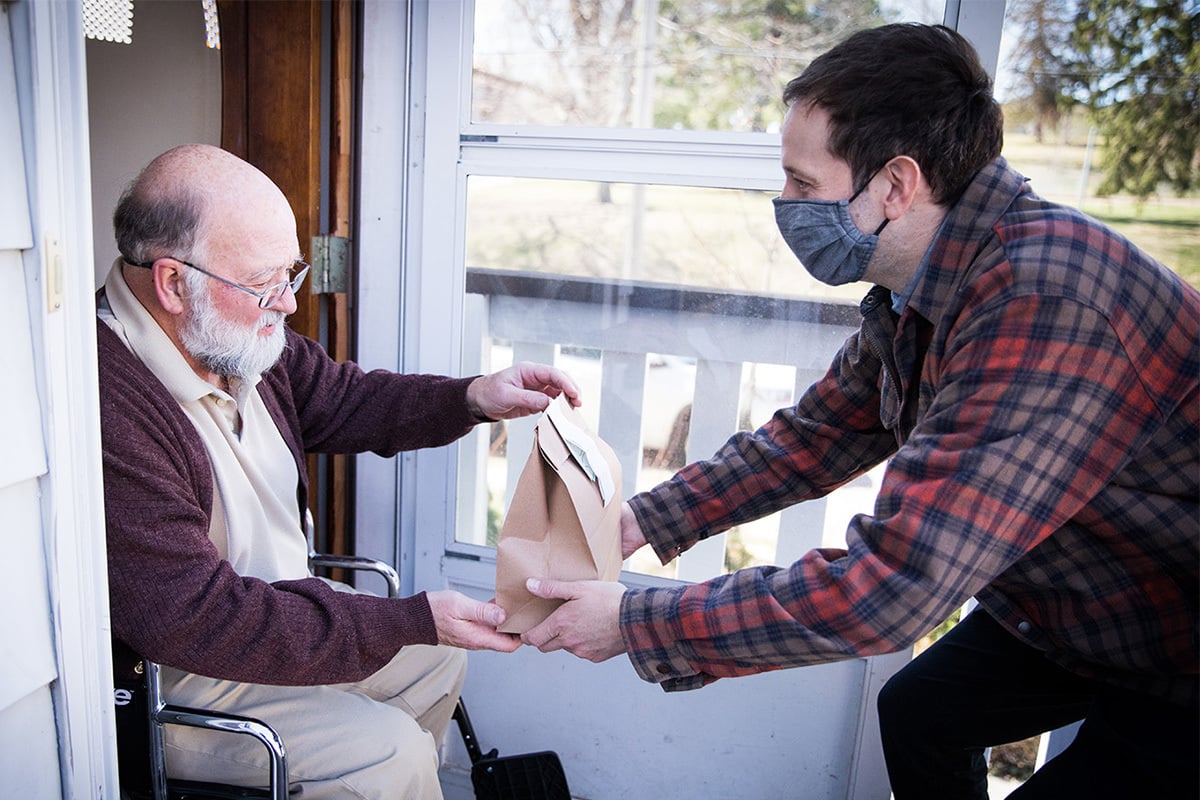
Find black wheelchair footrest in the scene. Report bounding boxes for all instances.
[470,750,571,800]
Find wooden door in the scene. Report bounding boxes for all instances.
[217,0,357,560]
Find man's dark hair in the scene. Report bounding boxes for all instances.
[783,23,1003,205]
[112,182,204,266]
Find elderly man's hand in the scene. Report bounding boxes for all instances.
[521,578,627,663]
[426,591,521,652]
[466,362,581,422]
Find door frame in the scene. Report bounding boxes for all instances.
[218,0,358,561]
[9,0,118,792]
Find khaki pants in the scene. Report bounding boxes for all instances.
[161,643,467,800]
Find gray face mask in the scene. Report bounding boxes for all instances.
[773,175,889,286]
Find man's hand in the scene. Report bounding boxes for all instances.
[466,362,582,421]
[620,502,648,559]
[521,578,627,663]
[427,590,521,652]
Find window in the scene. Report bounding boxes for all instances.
[443,0,947,582]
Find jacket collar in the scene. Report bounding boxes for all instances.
[903,157,1029,327]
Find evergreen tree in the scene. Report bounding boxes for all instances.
[1071,0,1199,197]
[1003,0,1082,143]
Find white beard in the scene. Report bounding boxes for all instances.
[180,279,287,382]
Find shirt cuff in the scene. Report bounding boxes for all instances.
[627,491,693,566]
[619,586,714,692]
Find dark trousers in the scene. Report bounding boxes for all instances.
[877,609,1198,799]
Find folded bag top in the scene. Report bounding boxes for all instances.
[495,396,623,634]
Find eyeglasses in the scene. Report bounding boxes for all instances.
[133,257,310,310]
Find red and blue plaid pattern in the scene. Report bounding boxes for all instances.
[622,159,1199,705]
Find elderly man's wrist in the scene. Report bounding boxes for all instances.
[465,376,495,422]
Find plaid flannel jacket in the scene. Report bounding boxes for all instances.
[621,158,1199,705]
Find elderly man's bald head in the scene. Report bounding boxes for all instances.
[114,144,294,267]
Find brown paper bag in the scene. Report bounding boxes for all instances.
[495,396,623,634]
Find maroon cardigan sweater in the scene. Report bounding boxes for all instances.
[98,321,478,685]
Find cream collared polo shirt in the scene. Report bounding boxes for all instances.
[99,260,307,582]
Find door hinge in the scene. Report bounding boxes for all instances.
[310,235,351,294]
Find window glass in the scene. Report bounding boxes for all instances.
[457,0,951,579]
[473,0,947,131]
[465,176,865,303]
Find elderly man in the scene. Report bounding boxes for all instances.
[99,144,568,798]
[521,23,1199,800]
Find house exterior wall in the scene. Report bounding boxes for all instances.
[2,1,117,795]
[0,4,62,792]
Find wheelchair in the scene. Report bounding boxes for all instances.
[112,512,400,799]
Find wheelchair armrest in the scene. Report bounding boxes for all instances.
[121,656,289,800]
[308,552,401,599]
[305,509,400,598]
[155,702,287,797]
